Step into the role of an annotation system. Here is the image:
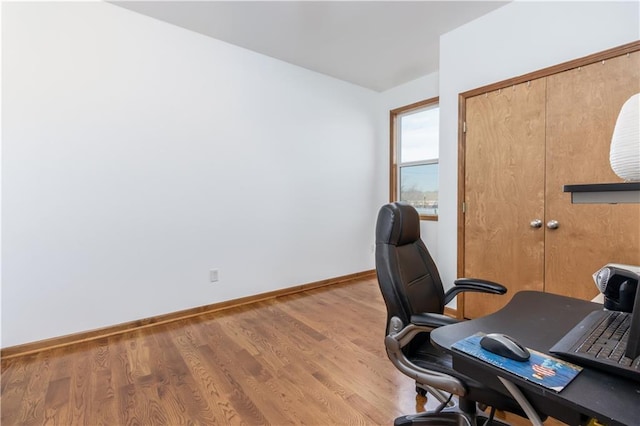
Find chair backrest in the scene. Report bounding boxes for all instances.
[375,202,445,330]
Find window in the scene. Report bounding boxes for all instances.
[390,98,439,220]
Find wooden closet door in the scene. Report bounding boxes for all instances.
[463,80,546,319]
[545,52,640,300]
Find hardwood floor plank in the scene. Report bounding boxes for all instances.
[19,352,54,425]
[69,345,95,425]
[89,341,117,426]
[1,278,447,425]
[151,328,217,425]
[1,359,32,425]
[43,376,70,426]
[169,325,237,423]
[198,343,268,425]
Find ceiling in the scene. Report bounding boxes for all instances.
[111,1,510,92]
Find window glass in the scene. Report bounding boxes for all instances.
[391,98,439,219]
[399,163,439,216]
[400,107,439,163]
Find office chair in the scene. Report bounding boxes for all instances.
[375,202,537,425]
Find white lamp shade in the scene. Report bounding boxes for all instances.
[610,93,640,182]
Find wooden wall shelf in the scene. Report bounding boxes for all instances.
[563,182,640,204]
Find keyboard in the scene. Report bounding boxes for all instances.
[550,310,640,382]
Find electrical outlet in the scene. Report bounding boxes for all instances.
[209,269,219,282]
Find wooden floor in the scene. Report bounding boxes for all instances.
[1,277,440,425]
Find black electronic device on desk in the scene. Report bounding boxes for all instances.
[550,266,640,382]
[594,264,640,312]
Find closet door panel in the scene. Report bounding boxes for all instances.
[463,80,546,319]
[545,52,640,300]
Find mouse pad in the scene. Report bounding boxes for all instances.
[452,332,582,392]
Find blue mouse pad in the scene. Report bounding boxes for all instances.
[452,332,582,392]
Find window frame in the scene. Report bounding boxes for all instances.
[389,97,440,221]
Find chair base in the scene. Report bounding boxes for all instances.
[394,412,473,426]
[394,411,512,426]
[395,398,512,426]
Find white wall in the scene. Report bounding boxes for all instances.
[377,74,440,260]
[4,1,638,348]
[438,1,640,300]
[1,2,382,347]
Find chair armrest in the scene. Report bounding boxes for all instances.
[411,313,459,328]
[384,318,467,396]
[443,278,507,305]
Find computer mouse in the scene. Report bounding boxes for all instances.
[480,333,530,362]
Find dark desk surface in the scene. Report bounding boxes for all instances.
[431,291,640,426]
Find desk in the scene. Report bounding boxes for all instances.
[431,291,640,426]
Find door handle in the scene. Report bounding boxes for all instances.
[530,219,543,228]
[547,220,559,229]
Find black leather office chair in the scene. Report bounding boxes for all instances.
[375,202,534,425]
